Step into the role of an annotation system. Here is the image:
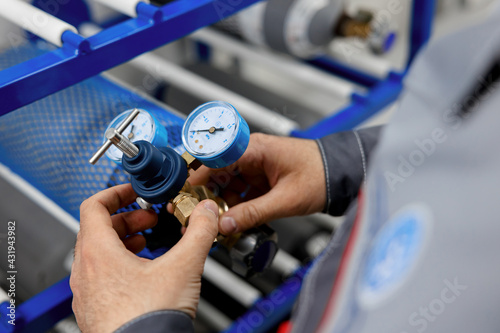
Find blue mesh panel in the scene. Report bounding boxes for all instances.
[0,43,185,220]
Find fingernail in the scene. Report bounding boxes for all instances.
[204,200,219,218]
[221,216,237,234]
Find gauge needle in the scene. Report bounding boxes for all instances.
[192,127,224,134]
[128,125,135,139]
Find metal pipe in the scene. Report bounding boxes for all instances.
[0,163,80,234]
[190,28,356,100]
[308,213,343,231]
[0,0,78,47]
[0,287,11,304]
[271,249,302,276]
[329,42,392,78]
[197,298,232,331]
[129,53,299,136]
[92,0,149,17]
[203,256,261,308]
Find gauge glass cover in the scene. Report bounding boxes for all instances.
[105,109,156,162]
[183,103,240,158]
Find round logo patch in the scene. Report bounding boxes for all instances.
[357,204,432,308]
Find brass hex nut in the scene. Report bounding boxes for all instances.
[172,193,199,227]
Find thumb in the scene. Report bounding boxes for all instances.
[219,187,289,235]
[172,200,219,262]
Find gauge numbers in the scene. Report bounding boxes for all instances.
[185,106,238,157]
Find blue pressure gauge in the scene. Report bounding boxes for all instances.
[182,101,250,169]
[104,109,168,165]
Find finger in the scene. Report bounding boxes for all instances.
[219,183,295,235]
[166,203,174,214]
[123,234,147,254]
[111,209,158,239]
[80,184,137,231]
[165,200,219,263]
[73,232,82,263]
[190,164,243,192]
[188,166,214,185]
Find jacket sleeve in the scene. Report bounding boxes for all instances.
[317,126,382,216]
[114,310,194,333]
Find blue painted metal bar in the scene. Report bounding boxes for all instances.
[306,56,381,88]
[408,0,435,67]
[224,263,312,333]
[292,72,404,139]
[0,277,72,333]
[0,0,261,116]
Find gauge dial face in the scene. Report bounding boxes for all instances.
[105,110,156,162]
[183,103,239,157]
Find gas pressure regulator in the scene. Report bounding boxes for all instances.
[89,102,278,277]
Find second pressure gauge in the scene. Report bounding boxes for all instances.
[104,109,169,164]
[182,101,250,169]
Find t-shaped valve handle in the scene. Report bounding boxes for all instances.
[105,128,139,158]
[88,108,186,209]
[89,108,141,165]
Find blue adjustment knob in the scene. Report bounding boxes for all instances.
[122,141,188,204]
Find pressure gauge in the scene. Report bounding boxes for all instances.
[219,0,395,58]
[284,0,336,58]
[232,0,344,58]
[182,101,250,169]
[104,109,168,164]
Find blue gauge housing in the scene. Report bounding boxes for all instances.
[182,101,250,169]
[150,115,169,148]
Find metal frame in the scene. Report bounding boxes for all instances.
[0,277,71,333]
[292,0,435,139]
[0,0,262,116]
[0,0,435,332]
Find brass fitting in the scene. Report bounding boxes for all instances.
[171,182,229,227]
[181,151,202,171]
[171,182,278,277]
[214,197,229,217]
[180,181,194,195]
[172,192,199,227]
[191,184,215,201]
[336,12,373,39]
[217,232,241,249]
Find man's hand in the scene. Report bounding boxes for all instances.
[188,133,326,235]
[70,184,219,333]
